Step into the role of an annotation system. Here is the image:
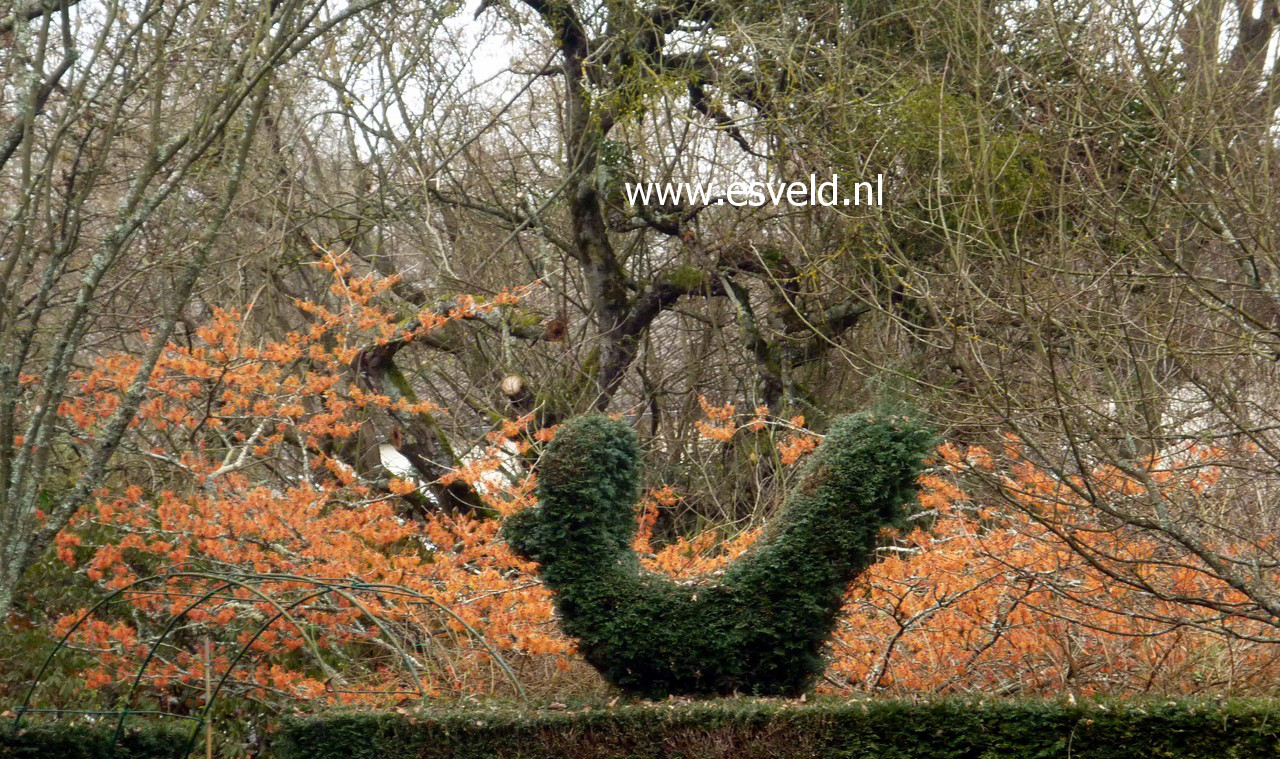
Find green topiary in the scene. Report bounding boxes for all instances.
[502,413,934,697]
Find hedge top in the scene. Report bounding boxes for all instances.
[270,697,1280,759]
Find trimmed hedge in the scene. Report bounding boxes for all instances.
[503,414,933,697]
[269,698,1280,759]
[0,723,190,758]
[12,699,1280,757]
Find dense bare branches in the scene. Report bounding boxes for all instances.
[6,0,1280,688]
[0,0,389,618]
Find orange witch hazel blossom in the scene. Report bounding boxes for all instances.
[826,444,1280,696]
[671,406,1280,696]
[47,277,1280,709]
[50,255,567,705]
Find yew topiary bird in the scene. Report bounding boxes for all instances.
[502,413,933,698]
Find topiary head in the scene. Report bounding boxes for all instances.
[806,413,936,528]
[501,415,641,570]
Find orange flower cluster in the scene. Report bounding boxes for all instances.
[683,405,1280,696]
[694,396,738,442]
[692,396,818,464]
[52,255,564,705]
[822,444,1280,696]
[46,262,1280,708]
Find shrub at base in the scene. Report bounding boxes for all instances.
[271,699,1280,759]
[502,413,933,697]
[0,724,188,758]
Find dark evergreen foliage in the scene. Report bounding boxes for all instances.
[272,698,1280,759]
[0,724,188,758]
[502,413,934,697]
